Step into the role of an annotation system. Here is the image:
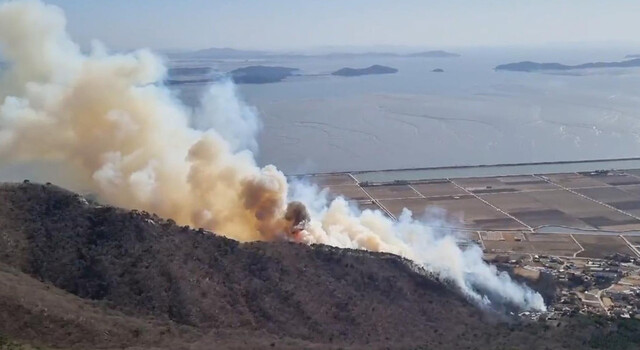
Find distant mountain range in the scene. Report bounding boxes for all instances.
[495,58,640,72]
[189,47,268,59]
[173,48,460,60]
[320,50,459,59]
[406,50,460,58]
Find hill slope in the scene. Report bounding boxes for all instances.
[0,182,637,349]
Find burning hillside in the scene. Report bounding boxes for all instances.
[1,182,637,349]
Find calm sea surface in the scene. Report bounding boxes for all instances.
[169,47,640,175]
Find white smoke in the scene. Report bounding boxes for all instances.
[289,182,545,310]
[194,80,261,153]
[0,0,545,311]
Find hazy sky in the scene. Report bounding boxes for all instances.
[38,0,640,51]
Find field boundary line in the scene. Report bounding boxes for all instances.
[620,235,640,257]
[449,179,533,232]
[349,173,397,221]
[569,234,585,258]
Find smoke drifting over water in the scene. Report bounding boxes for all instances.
[0,1,544,311]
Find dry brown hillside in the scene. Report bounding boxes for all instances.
[0,182,637,350]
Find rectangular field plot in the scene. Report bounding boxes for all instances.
[525,233,581,257]
[464,231,481,241]
[575,186,640,204]
[512,209,590,229]
[452,175,555,194]
[480,191,593,229]
[623,169,640,177]
[573,235,636,259]
[410,181,467,198]
[456,231,482,250]
[496,176,558,191]
[362,185,421,199]
[295,173,356,186]
[581,173,640,186]
[324,185,370,201]
[480,192,551,212]
[624,235,640,246]
[616,184,640,197]
[353,200,386,214]
[379,197,525,230]
[480,231,505,241]
[526,190,640,230]
[481,232,536,254]
[541,173,610,189]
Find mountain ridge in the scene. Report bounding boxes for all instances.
[0,182,637,349]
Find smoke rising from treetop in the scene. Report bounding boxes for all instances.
[0,0,545,311]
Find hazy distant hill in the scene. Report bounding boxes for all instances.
[1,182,639,349]
[407,50,460,58]
[332,65,398,77]
[190,47,267,59]
[320,50,459,59]
[177,47,460,60]
[626,54,640,59]
[496,58,640,72]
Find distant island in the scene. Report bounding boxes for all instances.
[167,67,213,76]
[229,65,299,84]
[432,68,444,73]
[495,58,640,72]
[331,65,398,77]
[165,66,218,85]
[165,65,299,85]
[626,54,640,59]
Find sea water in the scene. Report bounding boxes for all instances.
[168,46,640,175]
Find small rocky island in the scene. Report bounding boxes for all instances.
[331,65,398,77]
[495,58,640,72]
[229,65,299,84]
[432,68,444,73]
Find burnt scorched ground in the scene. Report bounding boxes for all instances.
[0,182,638,350]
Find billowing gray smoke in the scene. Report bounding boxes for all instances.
[0,0,545,311]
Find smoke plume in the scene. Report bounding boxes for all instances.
[0,1,545,311]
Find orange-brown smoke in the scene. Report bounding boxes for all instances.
[0,0,297,242]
